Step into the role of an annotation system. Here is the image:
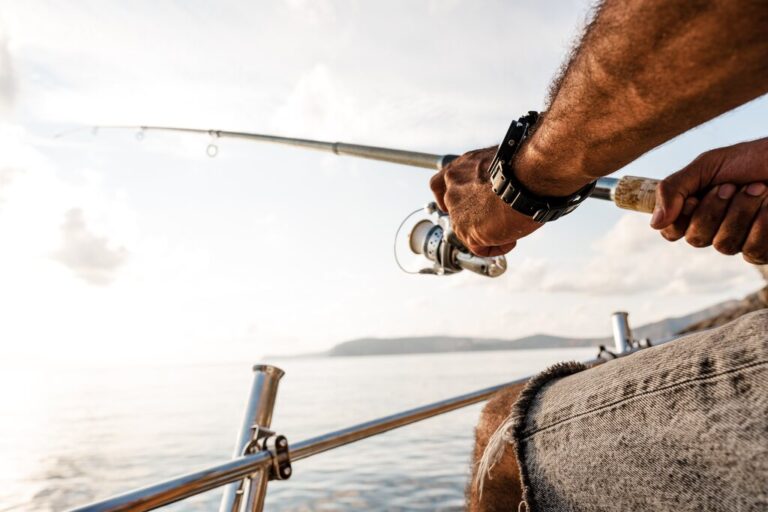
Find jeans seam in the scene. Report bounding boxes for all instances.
[521,358,768,440]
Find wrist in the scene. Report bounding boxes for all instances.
[514,130,594,197]
[489,112,597,223]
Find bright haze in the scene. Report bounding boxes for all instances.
[0,1,764,365]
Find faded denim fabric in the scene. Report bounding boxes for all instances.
[514,310,768,512]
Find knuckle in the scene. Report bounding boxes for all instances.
[660,229,680,241]
[685,234,710,248]
[663,168,688,189]
[501,241,517,253]
[732,191,762,210]
[477,232,505,248]
[444,166,459,185]
[452,221,469,238]
[465,148,486,158]
[468,244,487,256]
[729,210,752,226]
[445,189,462,207]
[695,210,721,228]
[693,149,719,166]
[691,152,709,166]
[713,238,739,256]
[671,150,718,186]
[743,243,768,265]
[743,251,767,265]
[429,173,443,191]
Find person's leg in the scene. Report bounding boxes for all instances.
[468,384,525,511]
[471,310,768,512]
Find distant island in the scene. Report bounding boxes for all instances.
[270,300,736,358]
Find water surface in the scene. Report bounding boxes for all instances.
[0,348,594,511]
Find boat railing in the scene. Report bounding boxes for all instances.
[68,312,670,512]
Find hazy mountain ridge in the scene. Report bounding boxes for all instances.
[327,334,602,356]
[272,299,741,358]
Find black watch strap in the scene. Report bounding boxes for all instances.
[489,112,596,223]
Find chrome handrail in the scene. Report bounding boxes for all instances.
[69,312,662,512]
[68,373,538,512]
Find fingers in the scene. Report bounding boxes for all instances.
[652,164,707,229]
[429,171,448,212]
[459,226,517,257]
[496,242,518,254]
[652,178,688,229]
[652,149,724,229]
[660,197,699,241]
[743,201,768,264]
[712,183,768,255]
[662,181,768,260]
[465,242,517,257]
[429,145,542,256]
[684,184,735,248]
[429,146,493,213]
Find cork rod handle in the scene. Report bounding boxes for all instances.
[612,175,660,214]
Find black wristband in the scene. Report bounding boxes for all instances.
[489,112,595,223]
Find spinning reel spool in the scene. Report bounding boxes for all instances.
[398,202,507,278]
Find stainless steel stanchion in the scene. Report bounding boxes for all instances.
[219,365,284,512]
[611,311,633,354]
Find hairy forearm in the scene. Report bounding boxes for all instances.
[517,0,768,196]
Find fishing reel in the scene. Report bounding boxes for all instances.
[397,202,507,278]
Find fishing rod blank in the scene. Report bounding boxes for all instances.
[94,125,660,278]
[98,125,660,215]
[102,125,454,170]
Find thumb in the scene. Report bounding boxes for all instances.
[651,167,702,230]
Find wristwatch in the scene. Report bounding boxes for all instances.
[489,111,596,223]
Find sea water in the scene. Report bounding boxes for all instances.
[0,348,594,511]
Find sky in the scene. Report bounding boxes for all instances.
[0,0,765,365]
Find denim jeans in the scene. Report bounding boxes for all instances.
[485,310,768,511]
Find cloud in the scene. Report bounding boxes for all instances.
[271,64,345,135]
[534,214,757,295]
[283,0,338,24]
[0,167,18,198]
[2,1,577,151]
[51,208,129,286]
[448,255,550,291]
[468,214,758,297]
[0,166,20,210]
[268,62,491,152]
[1,1,764,361]
[0,32,15,110]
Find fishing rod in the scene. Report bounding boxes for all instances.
[94,125,660,278]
